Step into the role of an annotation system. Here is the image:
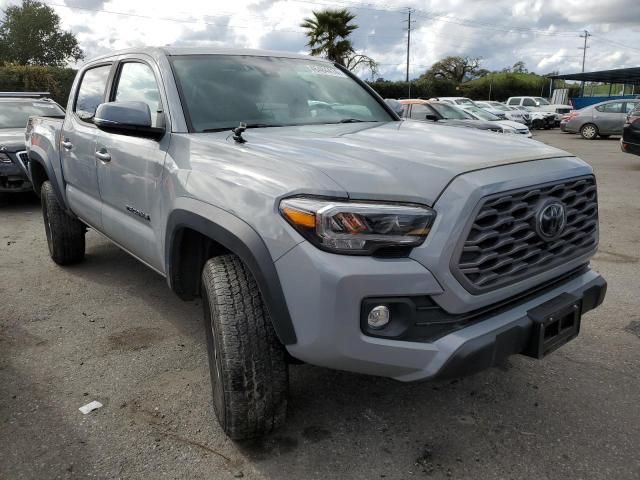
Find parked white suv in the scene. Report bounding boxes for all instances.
[506,96,572,126]
[476,101,528,124]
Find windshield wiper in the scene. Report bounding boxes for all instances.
[201,123,285,133]
[337,118,370,123]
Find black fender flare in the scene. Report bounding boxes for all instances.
[27,151,65,206]
[165,202,297,345]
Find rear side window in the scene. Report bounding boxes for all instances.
[409,104,433,120]
[114,62,162,127]
[508,98,520,105]
[522,98,537,107]
[75,65,111,122]
[596,102,623,113]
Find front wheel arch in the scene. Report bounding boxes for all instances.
[165,205,297,346]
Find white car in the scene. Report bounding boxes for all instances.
[509,106,556,129]
[432,97,508,120]
[476,101,528,124]
[460,105,532,137]
[506,96,573,125]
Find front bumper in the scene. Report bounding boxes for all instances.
[0,159,31,193]
[278,240,605,382]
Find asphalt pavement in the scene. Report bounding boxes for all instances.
[1,130,639,479]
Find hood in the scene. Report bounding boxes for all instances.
[188,120,571,206]
[436,119,498,130]
[0,128,26,152]
[494,120,529,130]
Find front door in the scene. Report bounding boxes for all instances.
[61,64,112,228]
[95,59,169,272]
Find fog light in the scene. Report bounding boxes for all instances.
[368,305,390,329]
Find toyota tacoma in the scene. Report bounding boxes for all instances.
[25,48,606,440]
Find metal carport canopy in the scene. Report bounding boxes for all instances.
[549,67,640,85]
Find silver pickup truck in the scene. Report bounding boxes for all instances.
[26,47,606,440]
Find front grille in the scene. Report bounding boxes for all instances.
[556,107,571,114]
[17,151,29,169]
[453,176,598,293]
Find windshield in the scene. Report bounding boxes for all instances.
[488,103,510,111]
[0,100,65,128]
[534,97,550,105]
[463,106,500,121]
[430,103,473,120]
[170,55,394,132]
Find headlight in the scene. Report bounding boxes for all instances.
[279,197,436,255]
[0,152,13,164]
[501,126,517,134]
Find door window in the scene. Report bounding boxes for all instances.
[75,65,111,122]
[409,104,434,120]
[508,98,521,105]
[624,102,638,113]
[522,98,537,107]
[114,62,162,127]
[595,102,623,113]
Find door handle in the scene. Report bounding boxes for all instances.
[61,139,73,150]
[95,149,111,162]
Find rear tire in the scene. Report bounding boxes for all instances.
[532,119,544,129]
[41,181,85,265]
[201,254,288,440]
[580,123,598,140]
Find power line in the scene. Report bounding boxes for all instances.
[411,10,580,37]
[590,34,640,53]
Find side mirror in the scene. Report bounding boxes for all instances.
[425,114,439,122]
[94,101,165,140]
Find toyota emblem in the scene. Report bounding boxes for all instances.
[536,201,566,241]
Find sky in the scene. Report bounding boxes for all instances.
[2,0,640,79]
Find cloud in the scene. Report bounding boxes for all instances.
[0,0,638,78]
[63,0,107,9]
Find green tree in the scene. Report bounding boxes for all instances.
[423,56,482,83]
[0,0,84,67]
[301,9,358,66]
[511,61,528,73]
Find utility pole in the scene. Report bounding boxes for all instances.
[579,30,591,96]
[402,8,415,98]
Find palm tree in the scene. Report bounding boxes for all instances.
[300,9,358,66]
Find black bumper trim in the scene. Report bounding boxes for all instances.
[361,266,589,343]
[433,274,606,380]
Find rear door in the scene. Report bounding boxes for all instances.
[95,57,169,272]
[61,63,113,228]
[593,102,624,134]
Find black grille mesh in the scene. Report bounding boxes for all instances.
[17,152,29,168]
[454,176,598,292]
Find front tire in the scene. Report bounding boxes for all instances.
[201,254,288,440]
[41,181,85,265]
[580,123,598,140]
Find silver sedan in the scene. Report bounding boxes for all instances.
[563,99,640,139]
